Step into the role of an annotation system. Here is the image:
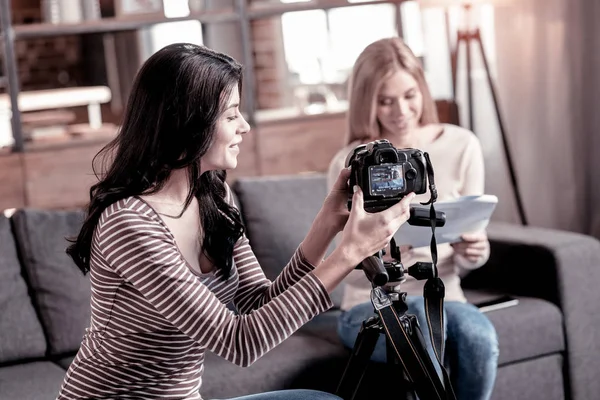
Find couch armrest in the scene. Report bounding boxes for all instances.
[462,221,600,400]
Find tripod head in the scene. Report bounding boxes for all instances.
[357,202,446,287]
[359,238,438,288]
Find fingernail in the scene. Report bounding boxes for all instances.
[353,185,359,193]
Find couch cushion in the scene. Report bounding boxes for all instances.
[11,209,90,357]
[300,291,564,368]
[0,215,47,363]
[53,354,76,370]
[493,354,564,400]
[299,309,343,346]
[0,361,65,400]
[202,332,348,399]
[481,296,564,365]
[233,174,344,307]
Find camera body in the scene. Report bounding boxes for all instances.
[345,139,428,213]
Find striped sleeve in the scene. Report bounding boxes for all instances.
[232,235,329,314]
[97,208,332,367]
[223,182,330,314]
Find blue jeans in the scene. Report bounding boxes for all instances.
[338,297,499,400]
[216,390,342,400]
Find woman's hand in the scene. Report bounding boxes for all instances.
[336,186,414,267]
[451,231,490,263]
[311,185,413,292]
[299,168,351,267]
[319,167,352,234]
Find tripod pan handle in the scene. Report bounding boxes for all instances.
[361,256,388,286]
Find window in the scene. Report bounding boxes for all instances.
[415,2,497,100]
[281,4,397,85]
[277,0,497,111]
[138,0,203,61]
[279,3,398,109]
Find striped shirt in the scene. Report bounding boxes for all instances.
[56,195,333,399]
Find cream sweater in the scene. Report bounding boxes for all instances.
[327,124,490,311]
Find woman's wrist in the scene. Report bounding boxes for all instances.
[313,209,344,244]
[300,210,340,267]
[312,245,357,292]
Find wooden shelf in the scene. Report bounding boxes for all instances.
[0,86,111,112]
[22,127,117,153]
[248,0,404,19]
[7,0,406,39]
[12,8,239,39]
[255,102,348,126]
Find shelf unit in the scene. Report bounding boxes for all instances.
[0,0,407,153]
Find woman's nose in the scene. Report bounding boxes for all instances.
[240,116,251,134]
[395,99,410,116]
[238,115,251,135]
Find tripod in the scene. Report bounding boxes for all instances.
[449,3,528,226]
[336,287,448,400]
[335,242,456,400]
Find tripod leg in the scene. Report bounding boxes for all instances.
[448,9,458,101]
[386,332,419,400]
[474,29,528,226]
[382,312,449,400]
[336,317,381,400]
[409,315,453,400]
[466,32,474,131]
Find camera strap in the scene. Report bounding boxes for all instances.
[421,152,456,399]
[423,278,456,399]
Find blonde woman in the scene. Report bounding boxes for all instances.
[327,37,499,400]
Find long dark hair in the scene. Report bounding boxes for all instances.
[67,43,245,278]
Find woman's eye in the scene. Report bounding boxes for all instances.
[379,99,393,106]
[227,115,238,122]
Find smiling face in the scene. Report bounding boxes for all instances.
[375,69,424,139]
[200,85,250,173]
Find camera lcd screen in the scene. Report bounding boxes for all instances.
[368,164,405,196]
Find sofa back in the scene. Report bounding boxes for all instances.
[0,215,47,364]
[10,209,89,358]
[233,173,344,307]
[0,173,340,366]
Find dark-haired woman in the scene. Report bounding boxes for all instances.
[56,43,415,400]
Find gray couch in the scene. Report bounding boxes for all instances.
[1,173,600,400]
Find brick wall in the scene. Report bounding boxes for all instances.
[5,0,283,109]
[251,17,284,109]
[248,0,289,110]
[1,1,83,92]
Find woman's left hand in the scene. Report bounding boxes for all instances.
[320,167,352,234]
[451,231,490,263]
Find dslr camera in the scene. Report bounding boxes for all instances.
[345,139,430,213]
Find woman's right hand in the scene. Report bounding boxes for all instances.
[336,186,415,268]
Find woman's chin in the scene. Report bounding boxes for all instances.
[225,158,238,170]
[389,123,418,137]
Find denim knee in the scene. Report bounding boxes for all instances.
[337,302,387,363]
[447,302,499,363]
[337,302,377,349]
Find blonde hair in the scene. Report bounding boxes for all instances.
[345,37,439,145]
